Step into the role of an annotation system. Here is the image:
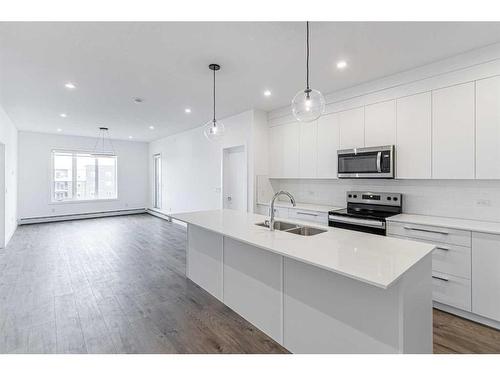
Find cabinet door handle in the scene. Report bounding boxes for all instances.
[403,226,449,235]
[432,275,449,282]
[296,211,318,217]
[435,246,450,251]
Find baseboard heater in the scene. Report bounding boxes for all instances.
[147,209,186,227]
[18,208,147,225]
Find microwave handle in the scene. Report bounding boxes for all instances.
[376,151,382,172]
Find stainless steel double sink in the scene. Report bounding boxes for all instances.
[255,220,327,236]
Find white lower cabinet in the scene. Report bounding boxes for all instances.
[187,226,223,301]
[387,221,472,313]
[432,271,471,311]
[288,208,328,225]
[472,232,500,322]
[223,237,283,342]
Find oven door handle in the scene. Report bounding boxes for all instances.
[376,151,382,172]
[329,215,386,229]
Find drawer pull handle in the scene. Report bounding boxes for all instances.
[432,275,449,282]
[403,226,449,235]
[296,211,319,217]
[435,246,450,251]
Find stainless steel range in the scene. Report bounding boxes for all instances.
[328,191,402,236]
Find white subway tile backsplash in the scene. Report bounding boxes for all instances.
[267,178,500,223]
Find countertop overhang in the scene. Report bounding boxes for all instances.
[171,209,435,289]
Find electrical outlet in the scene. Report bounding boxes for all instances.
[476,199,492,207]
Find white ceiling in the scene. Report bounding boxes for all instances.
[2,22,500,142]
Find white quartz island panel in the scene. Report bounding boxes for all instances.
[172,209,434,354]
[172,209,434,289]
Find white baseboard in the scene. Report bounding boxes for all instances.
[433,301,500,330]
[18,208,146,225]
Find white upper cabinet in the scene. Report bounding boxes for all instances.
[282,121,300,178]
[269,125,284,178]
[338,107,365,150]
[476,76,500,179]
[432,82,475,179]
[317,113,340,178]
[299,121,318,178]
[364,100,396,147]
[396,92,432,179]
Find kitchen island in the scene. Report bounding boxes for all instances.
[171,209,435,354]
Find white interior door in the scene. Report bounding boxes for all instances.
[0,143,5,248]
[222,145,247,211]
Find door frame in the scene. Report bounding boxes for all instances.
[221,144,248,212]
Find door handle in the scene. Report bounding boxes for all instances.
[403,226,449,235]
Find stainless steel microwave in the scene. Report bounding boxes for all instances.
[337,145,395,179]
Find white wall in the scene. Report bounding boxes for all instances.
[0,106,17,246]
[149,109,266,215]
[18,131,149,220]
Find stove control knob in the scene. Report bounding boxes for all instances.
[393,197,398,201]
[348,194,352,198]
[353,194,357,198]
[387,197,392,200]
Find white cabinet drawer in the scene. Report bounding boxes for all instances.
[288,208,328,225]
[389,234,471,279]
[432,243,471,279]
[387,222,471,247]
[432,272,471,311]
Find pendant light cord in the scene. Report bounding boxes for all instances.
[306,21,310,91]
[213,67,216,124]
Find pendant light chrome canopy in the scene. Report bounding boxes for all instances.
[203,63,225,141]
[92,127,116,156]
[291,21,325,122]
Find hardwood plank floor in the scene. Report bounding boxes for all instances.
[0,214,498,353]
[0,214,287,354]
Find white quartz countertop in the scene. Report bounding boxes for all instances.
[256,201,343,213]
[171,209,434,289]
[387,214,500,235]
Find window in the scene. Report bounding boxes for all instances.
[153,154,162,209]
[52,151,117,202]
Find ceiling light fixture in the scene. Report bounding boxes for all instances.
[128,135,133,139]
[92,127,116,156]
[185,108,192,114]
[64,82,76,89]
[59,113,67,118]
[203,64,225,142]
[56,128,62,132]
[149,126,155,130]
[291,21,325,122]
[264,90,272,97]
[336,60,347,69]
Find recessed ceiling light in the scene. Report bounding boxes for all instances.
[264,90,272,97]
[59,113,67,118]
[184,108,192,114]
[64,82,76,89]
[336,60,347,70]
[128,135,133,139]
[57,128,62,132]
[149,126,155,130]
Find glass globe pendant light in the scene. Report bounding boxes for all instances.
[203,63,225,141]
[291,21,325,122]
